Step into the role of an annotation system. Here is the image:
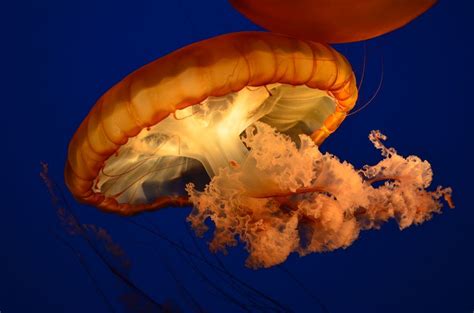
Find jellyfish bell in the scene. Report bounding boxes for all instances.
[65,31,358,215]
[229,0,437,43]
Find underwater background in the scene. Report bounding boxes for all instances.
[1,0,473,312]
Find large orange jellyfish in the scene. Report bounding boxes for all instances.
[65,2,452,268]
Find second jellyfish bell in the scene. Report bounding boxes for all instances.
[229,0,437,43]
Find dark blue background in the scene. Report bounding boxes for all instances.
[1,0,472,312]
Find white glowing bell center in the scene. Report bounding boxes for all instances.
[94,84,336,204]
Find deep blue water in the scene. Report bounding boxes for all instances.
[1,1,473,312]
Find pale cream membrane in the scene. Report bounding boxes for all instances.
[93,84,336,204]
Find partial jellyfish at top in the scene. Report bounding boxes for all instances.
[65,1,452,268]
[229,0,436,43]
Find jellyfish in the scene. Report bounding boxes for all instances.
[229,0,437,43]
[65,3,452,269]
